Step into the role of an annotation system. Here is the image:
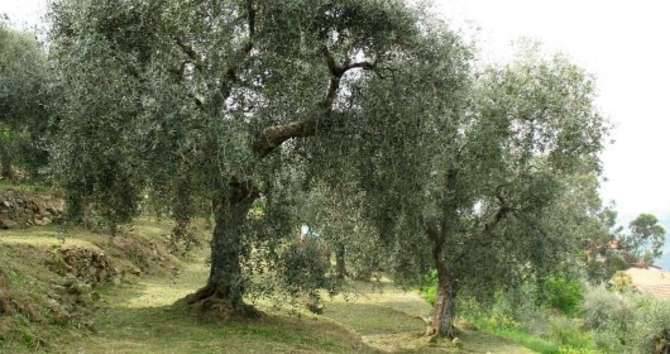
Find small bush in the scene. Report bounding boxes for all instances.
[583,285,670,353]
[419,271,438,305]
[582,286,634,352]
[544,276,584,316]
[548,316,593,349]
[629,298,670,354]
[609,271,634,293]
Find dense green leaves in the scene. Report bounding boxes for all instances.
[48,0,612,328]
[48,0,441,305]
[0,21,52,179]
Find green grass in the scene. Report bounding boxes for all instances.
[0,180,59,194]
[1,217,542,354]
[483,326,560,354]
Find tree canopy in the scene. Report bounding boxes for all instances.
[48,0,610,339]
[49,0,452,315]
[352,49,608,336]
[0,19,51,180]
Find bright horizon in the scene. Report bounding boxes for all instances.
[2,0,669,266]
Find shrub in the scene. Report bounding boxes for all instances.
[420,271,438,305]
[609,271,634,293]
[629,298,670,354]
[582,286,634,352]
[548,316,594,349]
[583,285,670,353]
[544,276,584,316]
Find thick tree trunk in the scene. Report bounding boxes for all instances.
[335,242,346,280]
[429,235,458,338]
[184,181,259,318]
[0,144,14,181]
[431,273,457,338]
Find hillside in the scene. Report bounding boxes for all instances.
[0,215,535,353]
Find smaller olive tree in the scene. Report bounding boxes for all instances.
[354,44,608,337]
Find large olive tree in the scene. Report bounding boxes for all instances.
[49,0,463,315]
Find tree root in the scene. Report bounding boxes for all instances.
[180,285,261,321]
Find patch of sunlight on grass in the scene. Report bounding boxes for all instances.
[0,226,100,249]
[328,280,433,318]
[56,299,376,354]
[115,262,209,309]
[481,327,559,354]
[131,217,173,239]
[0,181,56,193]
[321,280,536,354]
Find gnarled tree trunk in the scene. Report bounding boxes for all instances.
[185,180,258,317]
[430,235,458,338]
[0,143,14,181]
[431,272,457,338]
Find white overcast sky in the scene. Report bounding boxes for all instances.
[1,0,669,228]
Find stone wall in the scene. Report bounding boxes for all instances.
[0,190,64,229]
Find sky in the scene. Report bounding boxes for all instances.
[430,0,670,268]
[1,0,669,266]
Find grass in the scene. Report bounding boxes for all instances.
[481,326,560,354]
[1,216,542,354]
[0,180,59,194]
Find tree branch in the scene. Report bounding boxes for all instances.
[323,47,375,78]
[252,47,376,157]
[216,1,256,108]
[252,116,319,157]
[482,186,514,235]
[174,36,202,72]
[246,0,255,39]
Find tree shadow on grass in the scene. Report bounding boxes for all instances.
[56,279,381,354]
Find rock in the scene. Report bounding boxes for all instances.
[0,217,17,229]
[34,217,50,226]
[50,246,119,287]
[0,190,64,229]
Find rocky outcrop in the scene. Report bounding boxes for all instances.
[48,247,120,286]
[0,190,64,229]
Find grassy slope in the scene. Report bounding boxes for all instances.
[1,220,537,354]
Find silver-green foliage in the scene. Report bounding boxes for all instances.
[0,19,51,178]
[584,286,670,353]
[48,0,450,304]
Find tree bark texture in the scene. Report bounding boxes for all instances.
[0,143,14,181]
[431,273,457,338]
[430,237,458,338]
[185,181,259,316]
[335,242,346,280]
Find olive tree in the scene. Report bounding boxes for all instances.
[354,48,608,337]
[49,0,457,315]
